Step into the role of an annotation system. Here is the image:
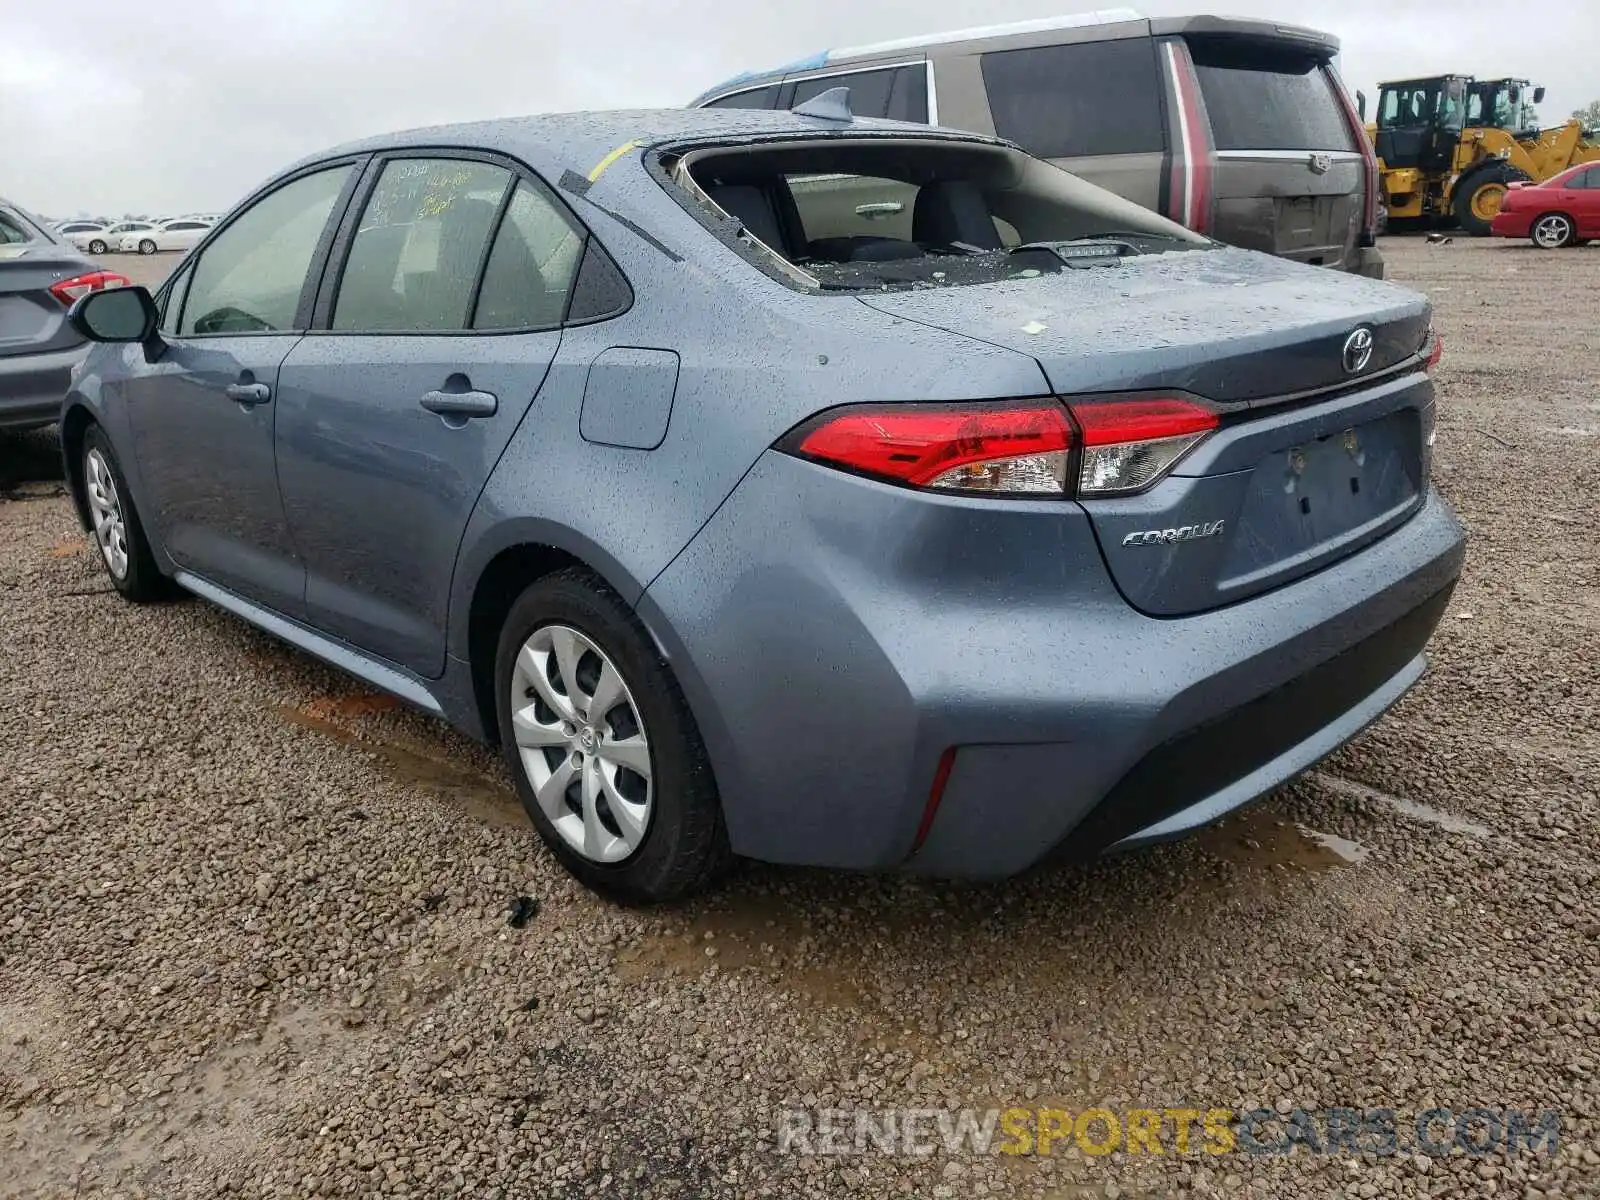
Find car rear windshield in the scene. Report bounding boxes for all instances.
[667,136,1208,291]
[1187,38,1355,153]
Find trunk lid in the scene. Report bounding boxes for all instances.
[0,242,92,360]
[857,247,1434,616]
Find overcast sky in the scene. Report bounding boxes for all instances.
[5,0,1596,216]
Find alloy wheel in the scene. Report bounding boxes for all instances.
[508,623,653,863]
[84,448,129,579]
[1533,215,1572,249]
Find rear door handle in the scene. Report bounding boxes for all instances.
[421,389,498,418]
[224,382,271,405]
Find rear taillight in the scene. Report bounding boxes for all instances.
[1072,397,1219,496]
[786,401,1074,495]
[1330,67,1381,245]
[780,396,1218,498]
[49,271,130,307]
[1424,328,1443,372]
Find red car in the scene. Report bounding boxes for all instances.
[1490,161,1600,248]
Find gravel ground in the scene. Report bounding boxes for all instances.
[1,237,1596,1198]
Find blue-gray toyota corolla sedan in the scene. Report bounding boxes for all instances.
[60,106,1465,902]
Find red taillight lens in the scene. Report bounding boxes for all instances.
[49,271,131,307]
[1330,68,1380,245]
[1425,330,1443,371]
[782,395,1218,498]
[1069,397,1218,496]
[787,401,1075,495]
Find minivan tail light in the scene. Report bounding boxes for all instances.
[49,270,130,307]
[780,396,1217,498]
[1330,67,1381,245]
[1069,397,1219,496]
[785,401,1075,495]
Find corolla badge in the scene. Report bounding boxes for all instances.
[1342,327,1375,374]
[1122,521,1225,547]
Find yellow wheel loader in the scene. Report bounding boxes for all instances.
[1360,75,1600,234]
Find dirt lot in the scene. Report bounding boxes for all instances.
[1,239,1596,1198]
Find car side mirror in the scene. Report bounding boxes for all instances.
[1534,86,1546,104]
[1356,90,1367,121]
[69,285,159,344]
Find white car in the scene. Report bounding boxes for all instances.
[54,221,114,254]
[118,218,213,254]
[102,221,158,253]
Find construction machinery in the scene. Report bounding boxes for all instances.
[1359,74,1600,234]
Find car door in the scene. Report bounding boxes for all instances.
[1569,166,1600,237]
[122,162,359,616]
[273,155,582,677]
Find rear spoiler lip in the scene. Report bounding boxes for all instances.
[1150,14,1340,58]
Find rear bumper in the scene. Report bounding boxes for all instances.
[0,344,86,430]
[642,451,1466,877]
[1351,244,1386,279]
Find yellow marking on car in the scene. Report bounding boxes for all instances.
[588,140,642,183]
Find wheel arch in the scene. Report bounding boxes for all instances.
[59,401,98,532]
[455,523,676,749]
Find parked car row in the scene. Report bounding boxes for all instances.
[51,215,219,255]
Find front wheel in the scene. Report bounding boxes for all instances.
[88,238,107,255]
[1532,213,1576,249]
[1453,164,1530,236]
[494,567,730,903]
[82,426,174,602]
[137,239,157,255]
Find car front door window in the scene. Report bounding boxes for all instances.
[180,166,353,335]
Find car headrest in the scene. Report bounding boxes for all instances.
[913,180,1002,251]
[706,184,789,255]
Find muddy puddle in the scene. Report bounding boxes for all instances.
[273,697,526,830]
[1197,804,1370,871]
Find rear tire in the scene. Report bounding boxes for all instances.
[1531,213,1576,249]
[1453,163,1530,236]
[137,239,157,255]
[82,425,174,603]
[494,567,730,904]
[88,239,107,255]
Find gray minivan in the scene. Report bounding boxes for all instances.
[690,8,1384,277]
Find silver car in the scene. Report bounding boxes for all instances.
[0,199,129,431]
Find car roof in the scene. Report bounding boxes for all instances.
[690,10,1339,104]
[298,107,984,182]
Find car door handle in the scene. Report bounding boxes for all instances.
[224,382,271,405]
[421,389,498,418]
[854,201,905,218]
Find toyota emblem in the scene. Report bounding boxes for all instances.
[1342,328,1374,375]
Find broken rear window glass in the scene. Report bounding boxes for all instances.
[668,136,1210,291]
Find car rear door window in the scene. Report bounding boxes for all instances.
[1568,167,1599,189]
[1188,40,1355,152]
[0,213,31,245]
[792,67,928,123]
[333,158,511,333]
[980,40,1164,158]
[704,85,781,110]
[178,165,352,335]
[472,180,585,330]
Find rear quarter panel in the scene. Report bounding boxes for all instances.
[446,158,1046,660]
